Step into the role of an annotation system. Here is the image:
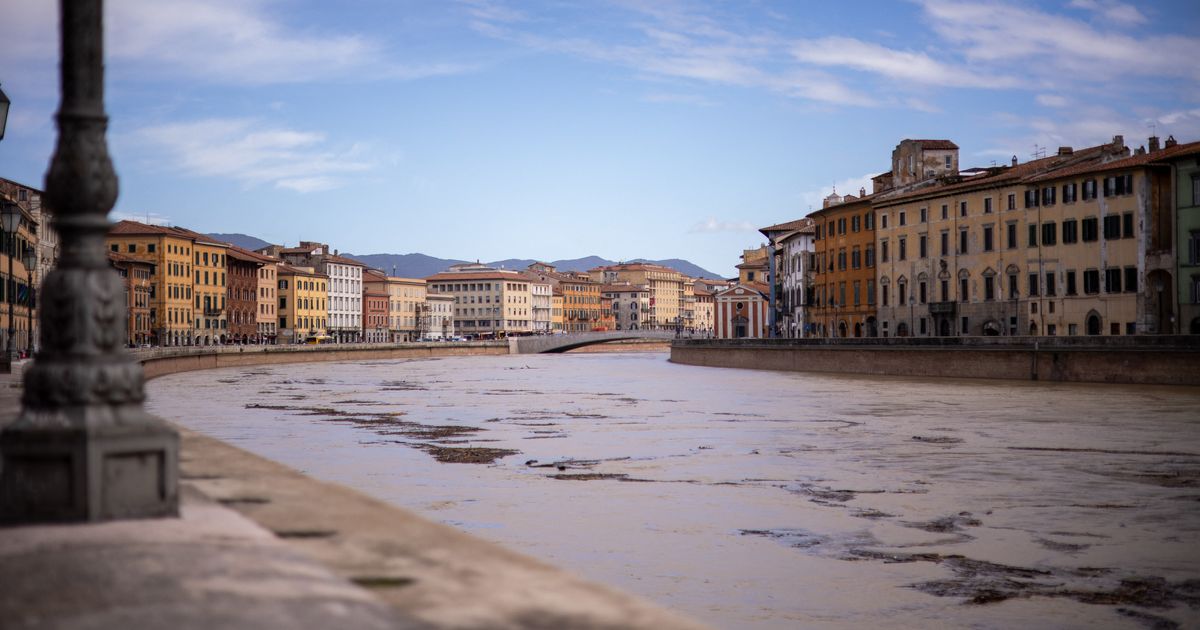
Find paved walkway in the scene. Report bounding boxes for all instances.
[0,370,707,630]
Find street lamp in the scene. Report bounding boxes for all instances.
[908,295,916,338]
[22,247,36,356]
[2,201,22,365]
[0,83,10,141]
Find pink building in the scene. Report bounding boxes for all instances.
[714,283,769,339]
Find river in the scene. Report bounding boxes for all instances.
[147,351,1200,629]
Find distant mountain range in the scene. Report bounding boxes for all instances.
[207,233,724,280]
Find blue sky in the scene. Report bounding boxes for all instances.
[2,0,1198,276]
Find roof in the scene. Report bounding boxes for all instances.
[716,282,769,298]
[323,254,366,267]
[805,192,876,218]
[363,268,388,282]
[600,283,648,294]
[107,251,155,266]
[108,220,227,247]
[277,264,327,278]
[225,244,276,265]
[425,270,526,282]
[591,262,678,274]
[873,142,1114,207]
[759,217,815,235]
[908,139,958,150]
[1025,140,1200,182]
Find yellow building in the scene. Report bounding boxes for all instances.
[551,290,564,332]
[108,220,198,346]
[0,193,39,355]
[189,232,229,344]
[589,263,684,330]
[258,260,279,343]
[872,135,1174,337]
[278,265,328,343]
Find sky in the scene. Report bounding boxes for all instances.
[1,0,1198,277]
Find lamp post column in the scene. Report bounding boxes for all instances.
[0,0,178,523]
[6,230,14,363]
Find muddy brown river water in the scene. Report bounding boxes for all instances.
[147,352,1200,629]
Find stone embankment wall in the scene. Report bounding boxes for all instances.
[670,336,1200,386]
[134,342,510,380]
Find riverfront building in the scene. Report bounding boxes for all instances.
[602,282,650,330]
[714,283,769,339]
[1166,141,1200,333]
[107,221,200,346]
[525,263,604,332]
[590,263,685,330]
[425,293,455,339]
[277,265,328,343]
[226,245,271,344]
[107,252,155,347]
[268,242,365,343]
[256,259,279,344]
[759,217,817,338]
[426,263,533,338]
[805,193,876,338]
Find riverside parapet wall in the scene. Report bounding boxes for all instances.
[670,336,1200,386]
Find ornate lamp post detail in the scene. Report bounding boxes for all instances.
[22,247,36,355]
[0,0,178,523]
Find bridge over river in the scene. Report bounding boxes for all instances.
[508,330,677,354]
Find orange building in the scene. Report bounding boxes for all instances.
[808,191,879,337]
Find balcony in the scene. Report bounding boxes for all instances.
[928,301,956,316]
[203,307,222,317]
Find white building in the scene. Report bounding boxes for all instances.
[759,218,816,338]
[520,272,553,332]
[426,293,455,339]
[275,242,365,343]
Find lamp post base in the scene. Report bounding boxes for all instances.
[0,405,179,524]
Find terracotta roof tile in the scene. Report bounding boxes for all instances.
[1024,140,1200,182]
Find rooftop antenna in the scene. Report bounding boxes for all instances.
[1031,144,1046,160]
[1148,120,1158,136]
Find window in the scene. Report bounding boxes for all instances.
[1124,267,1138,293]
[148,243,156,253]
[984,276,995,301]
[865,212,874,230]
[1028,273,1039,296]
[959,229,968,254]
[1103,215,1121,239]
[882,284,889,306]
[919,208,927,223]
[853,281,861,306]
[941,204,948,220]
[867,280,875,305]
[899,282,908,305]
[127,243,136,253]
[852,247,861,269]
[1105,268,1122,293]
[881,213,888,229]
[1190,231,1200,264]
[1007,194,1016,211]
[960,201,968,217]
[1066,271,1077,296]
[1008,274,1018,299]
[1042,222,1057,246]
[1083,179,1097,201]
[984,197,993,214]
[941,279,949,301]
[1028,223,1038,247]
[1042,187,1056,206]
[1007,223,1017,249]
[983,226,994,251]
[1063,182,1077,204]
[1193,174,1200,206]
[865,246,875,267]
[1082,217,1099,242]
[1025,190,1039,208]
[1062,219,1078,244]
[919,281,927,304]
[1122,212,1134,238]
[881,240,889,262]
[899,237,907,261]
[899,211,907,226]
[945,155,952,169]
[852,215,861,232]
[919,235,927,259]
[940,231,949,256]
[110,244,118,252]
[1045,272,1056,296]
[959,277,968,302]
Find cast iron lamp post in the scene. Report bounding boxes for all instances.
[2,202,21,366]
[0,0,178,523]
[0,83,10,141]
[23,247,36,356]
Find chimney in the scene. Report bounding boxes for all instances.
[1166,135,1178,148]
[859,187,866,197]
[334,249,339,256]
[1148,136,1161,153]
[1112,134,1124,148]
[1011,155,1018,167]
[1057,146,1073,156]
[1135,146,1146,156]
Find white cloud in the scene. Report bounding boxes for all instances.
[0,0,473,85]
[918,0,1200,80]
[1036,94,1069,107]
[689,217,756,234]
[641,92,718,106]
[791,37,1017,88]
[131,118,375,192]
[1068,0,1147,26]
